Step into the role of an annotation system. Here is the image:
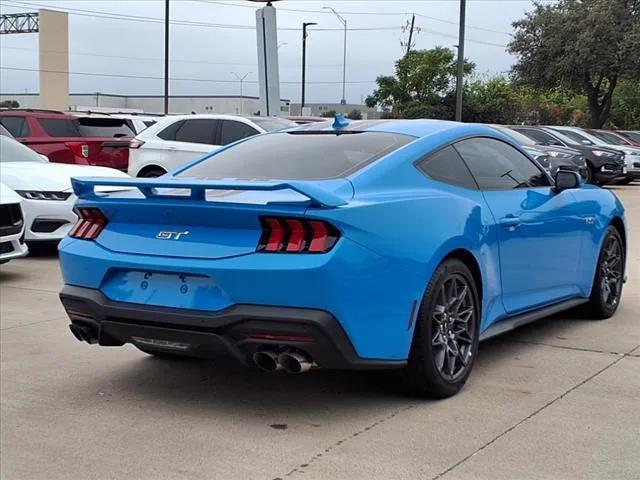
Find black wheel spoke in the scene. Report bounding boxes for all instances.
[430,274,477,381]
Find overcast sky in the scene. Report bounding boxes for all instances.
[0,0,548,104]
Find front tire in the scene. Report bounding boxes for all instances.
[581,226,625,319]
[403,259,480,398]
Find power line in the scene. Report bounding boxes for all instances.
[195,0,512,35]
[0,66,378,84]
[0,45,397,68]
[1,1,402,31]
[1,2,506,48]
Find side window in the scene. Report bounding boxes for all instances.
[219,120,259,146]
[417,145,477,190]
[174,119,218,144]
[0,116,30,137]
[454,137,550,190]
[157,120,184,140]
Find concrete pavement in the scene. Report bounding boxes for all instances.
[1,185,638,480]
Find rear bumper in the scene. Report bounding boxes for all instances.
[59,285,406,370]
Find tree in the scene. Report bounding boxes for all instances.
[320,110,337,118]
[509,0,640,128]
[347,109,362,120]
[365,47,474,119]
[607,80,640,129]
[0,100,19,108]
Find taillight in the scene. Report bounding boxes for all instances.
[258,217,339,253]
[69,208,107,240]
[129,138,145,149]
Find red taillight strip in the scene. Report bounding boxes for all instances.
[258,216,339,254]
[69,208,108,240]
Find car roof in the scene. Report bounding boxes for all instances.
[291,119,504,140]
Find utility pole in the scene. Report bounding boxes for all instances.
[163,0,170,115]
[232,72,251,114]
[301,22,317,109]
[323,7,347,104]
[406,14,415,56]
[455,0,466,122]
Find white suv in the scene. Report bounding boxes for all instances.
[128,114,296,177]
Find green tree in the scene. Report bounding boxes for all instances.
[608,80,640,129]
[365,47,474,119]
[320,110,337,118]
[347,109,362,120]
[509,0,640,128]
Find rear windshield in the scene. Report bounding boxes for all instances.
[76,118,135,138]
[249,117,297,132]
[38,118,81,137]
[178,131,414,180]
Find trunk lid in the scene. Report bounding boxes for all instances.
[72,176,352,260]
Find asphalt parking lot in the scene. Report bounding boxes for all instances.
[1,186,638,480]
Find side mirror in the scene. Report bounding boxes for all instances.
[554,170,582,192]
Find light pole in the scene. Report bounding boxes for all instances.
[323,6,347,104]
[301,22,317,109]
[232,72,251,114]
[455,0,466,122]
[163,0,170,115]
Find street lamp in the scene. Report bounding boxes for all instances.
[322,6,347,104]
[301,22,317,109]
[231,72,251,114]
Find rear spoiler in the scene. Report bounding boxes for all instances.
[71,177,348,208]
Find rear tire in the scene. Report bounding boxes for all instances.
[580,226,625,320]
[403,259,480,398]
[138,167,167,178]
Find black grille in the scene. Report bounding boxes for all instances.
[31,218,69,233]
[0,204,23,236]
[0,242,15,254]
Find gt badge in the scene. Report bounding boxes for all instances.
[156,231,189,240]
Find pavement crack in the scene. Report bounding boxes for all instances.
[1,316,67,331]
[505,338,624,356]
[431,344,639,480]
[274,404,417,479]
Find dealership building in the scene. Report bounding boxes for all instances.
[0,92,379,119]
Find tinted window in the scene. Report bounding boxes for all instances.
[0,116,30,137]
[143,120,156,127]
[418,145,477,190]
[0,136,47,163]
[513,127,564,146]
[220,120,258,145]
[175,119,218,144]
[157,120,184,140]
[38,118,81,137]
[76,118,134,138]
[553,129,593,145]
[178,131,413,180]
[454,137,549,190]
[588,130,627,146]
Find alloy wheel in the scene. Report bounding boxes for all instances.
[431,274,477,381]
[600,234,623,308]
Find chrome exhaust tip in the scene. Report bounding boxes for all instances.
[278,352,313,374]
[252,350,283,372]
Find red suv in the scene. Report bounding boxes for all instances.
[0,109,132,171]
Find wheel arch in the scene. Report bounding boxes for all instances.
[610,216,626,252]
[441,248,484,305]
[137,164,167,178]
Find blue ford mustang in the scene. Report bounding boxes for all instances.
[58,118,627,398]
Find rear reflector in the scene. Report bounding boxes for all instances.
[258,217,339,254]
[69,208,107,240]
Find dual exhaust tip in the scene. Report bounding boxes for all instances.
[253,350,314,374]
[69,323,99,344]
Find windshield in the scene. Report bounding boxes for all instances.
[178,131,414,180]
[0,136,48,163]
[624,131,640,142]
[250,117,297,132]
[588,130,628,146]
[552,128,599,145]
[544,128,582,146]
[492,126,536,146]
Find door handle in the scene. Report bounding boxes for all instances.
[500,215,521,230]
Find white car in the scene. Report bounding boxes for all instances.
[0,183,28,263]
[0,135,129,243]
[114,114,161,135]
[128,114,297,177]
